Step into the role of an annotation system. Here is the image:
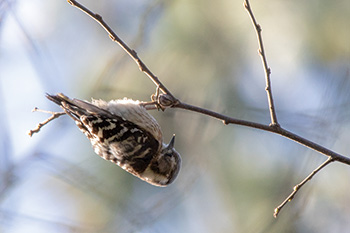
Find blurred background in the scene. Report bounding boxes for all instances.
[1,0,350,232]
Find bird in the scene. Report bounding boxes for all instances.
[46,93,181,186]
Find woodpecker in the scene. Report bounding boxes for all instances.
[46,93,181,186]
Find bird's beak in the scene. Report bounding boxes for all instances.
[167,134,176,149]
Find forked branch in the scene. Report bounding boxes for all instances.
[29,0,350,217]
[65,0,350,216]
[28,108,65,136]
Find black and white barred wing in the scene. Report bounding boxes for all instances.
[46,94,160,180]
[91,98,164,144]
[82,114,160,174]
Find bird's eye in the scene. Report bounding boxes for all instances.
[165,152,172,157]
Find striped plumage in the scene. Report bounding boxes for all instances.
[46,93,181,186]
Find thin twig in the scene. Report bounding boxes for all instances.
[67,0,176,101]
[273,157,334,218]
[244,0,279,127]
[93,0,170,89]
[28,108,65,137]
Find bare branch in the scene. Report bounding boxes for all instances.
[67,0,176,101]
[64,0,350,165]
[175,102,350,165]
[62,0,350,217]
[244,0,279,127]
[28,108,65,137]
[274,157,334,218]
